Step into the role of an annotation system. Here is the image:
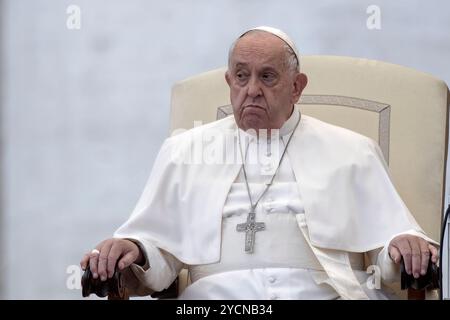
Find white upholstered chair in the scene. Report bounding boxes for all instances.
[82,55,448,300]
[169,55,449,299]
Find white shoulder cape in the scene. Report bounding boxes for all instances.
[114,114,424,264]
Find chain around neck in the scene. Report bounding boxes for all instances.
[237,112,301,212]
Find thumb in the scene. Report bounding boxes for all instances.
[428,244,439,263]
[118,251,138,270]
[389,246,401,264]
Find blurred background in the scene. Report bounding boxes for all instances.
[0,0,449,299]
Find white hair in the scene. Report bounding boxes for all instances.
[227,30,300,74]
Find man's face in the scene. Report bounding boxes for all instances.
[225,32,307,132]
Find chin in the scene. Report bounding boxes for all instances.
[241,117,267,132]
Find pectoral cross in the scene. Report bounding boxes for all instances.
[236,210,266,253]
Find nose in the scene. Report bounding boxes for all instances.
[247,76,262,98]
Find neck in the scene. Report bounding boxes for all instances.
[239,106,300,139]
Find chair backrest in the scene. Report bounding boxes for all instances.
[170,55,449,243]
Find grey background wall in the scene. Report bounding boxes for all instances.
[0,0,449,299]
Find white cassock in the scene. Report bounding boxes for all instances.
[114,106,435,300]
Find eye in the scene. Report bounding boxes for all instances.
[236,72,247,80]
[235,71,249,84]
[261,72,276,82]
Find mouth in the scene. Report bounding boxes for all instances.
[241,105,266,114]
[240,105,267,120]
[243,104,265,110]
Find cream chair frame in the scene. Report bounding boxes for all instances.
[169,55,449,299]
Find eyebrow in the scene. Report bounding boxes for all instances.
[234,62,248,68]
[233,62,277,71]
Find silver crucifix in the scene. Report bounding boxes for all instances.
[236,211,266,253]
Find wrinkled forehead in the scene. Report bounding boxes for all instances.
[232,27,300,71]
[230,32,288,69]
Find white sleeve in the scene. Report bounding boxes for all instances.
[367,229,438,284]
[367,245,399,283]
[119,238,184,295]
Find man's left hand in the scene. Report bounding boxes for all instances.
[388,234,438,279]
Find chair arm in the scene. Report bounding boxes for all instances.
[81,266,179,300]
[400,257,439,300]
[81,266,129,299]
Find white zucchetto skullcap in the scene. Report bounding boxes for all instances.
[239,26,300,71]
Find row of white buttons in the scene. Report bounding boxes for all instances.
[267,276,278,300]
[262,203,275,213]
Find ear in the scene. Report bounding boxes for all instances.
[225,70,231,87]
[292,73,308,104]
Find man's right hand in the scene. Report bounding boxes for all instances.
[80,238,145,281]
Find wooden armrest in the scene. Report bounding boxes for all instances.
[400,257,440,300]
[81,266,129,299]
[81,266,178,300]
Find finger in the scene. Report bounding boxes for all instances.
[396,241,412,275]
[80,253,90,271]
[408,239,422,278]
[419,240,430,276]
[89,248,101,279]
[389,246,402,263]
[107,242,123,278]
[118,251,138,271]
[429,244,439,263]
[98,241,113,281]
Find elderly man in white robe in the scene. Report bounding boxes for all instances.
[80,26,439,300]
